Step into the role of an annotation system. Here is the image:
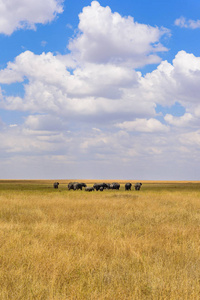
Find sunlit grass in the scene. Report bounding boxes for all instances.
[0,180,200,299]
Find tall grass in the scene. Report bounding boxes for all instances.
[0,181,200,299]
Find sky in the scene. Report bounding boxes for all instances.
[0,0,200,180]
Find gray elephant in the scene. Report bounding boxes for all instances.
[73,183,83,190]
[53,182,59,189]
[69,182,87,190]
[104,183,111,189]
[93,183,101,191]
[80,182,87,188]
[68,182,77,190]
[110,182,120,190]
[125,183,132,191]
[135,182,142,191]
[85,187,94,192]
[93,183,107,191]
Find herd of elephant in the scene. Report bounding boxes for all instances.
[53,182,142,191]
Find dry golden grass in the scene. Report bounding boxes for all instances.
[0,180,200,299]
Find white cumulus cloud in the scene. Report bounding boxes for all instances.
[164,113,193,127]
[0,0,64,35]
[116,118,169,133]
[68,1,169,67]
[141,51,200,111]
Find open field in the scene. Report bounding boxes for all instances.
[0,180,200,299]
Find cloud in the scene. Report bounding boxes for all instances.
[116,118,169,133]
[0,0,64,35]
[180,130,200,146]
[141,51,200,112]
[9,124,18,128]
[0,1,172,123]
[1,2,200,179]
[164,113,193,127]
[1,119,198,180]
[24,114,66,131]
[68,1,170,67]
[0,50,151,120]
[175,17,200,29]
[1,49,200,128]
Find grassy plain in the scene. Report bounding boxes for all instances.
[0,180,200,299]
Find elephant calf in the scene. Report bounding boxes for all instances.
[85,187,94,192]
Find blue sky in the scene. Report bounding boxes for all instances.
[0,0,200,180]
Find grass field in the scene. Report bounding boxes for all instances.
[0,180,200,299]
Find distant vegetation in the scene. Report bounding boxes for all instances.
[0,180,200,299]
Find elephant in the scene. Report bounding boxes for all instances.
[68,182,77,190]
[103,183,111,189]
[93,183,105,191]
[125,183,132,191]
[85,187,94,192]
[80,183,87,188]
[73,183,83,190]
[110,182,120,190]
[93,183,101,191]
[53,182,59,189]
[69,182,87,190]
[93,183,111,191]
[135,182,142,191]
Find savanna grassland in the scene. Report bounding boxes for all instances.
[0,180,200,299]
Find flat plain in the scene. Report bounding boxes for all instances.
[0,180,200,299]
